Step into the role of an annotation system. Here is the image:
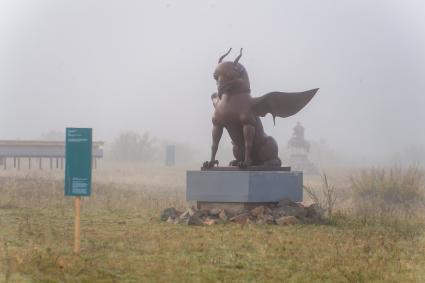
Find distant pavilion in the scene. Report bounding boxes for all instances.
[0,140,104,170]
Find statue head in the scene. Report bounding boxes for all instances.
[213,48,250,95]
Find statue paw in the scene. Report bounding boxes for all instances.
[202,160,219,170]
[238,160,252,169]
[229,160,240,166]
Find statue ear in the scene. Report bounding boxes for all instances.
[218,48,232,63]
[234,48,243,64]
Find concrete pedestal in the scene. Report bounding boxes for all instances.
[186,169,303,208]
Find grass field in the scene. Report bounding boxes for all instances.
[0,163,424,282]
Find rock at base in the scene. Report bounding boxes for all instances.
[272,205,307,219]
[219,210,228,221]
[160,207,178,221]
[209,207,221,216]
[277,198,299,207]
[187,215,203,225]
[251,206,265,217]
[230,212,251,224]
[276,216,299,225]
[305,203,323,219]
[160,199,322,226]
[203,218,217,225]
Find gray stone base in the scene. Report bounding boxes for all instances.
[187,169,303,203]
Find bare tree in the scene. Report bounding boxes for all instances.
[109,131,159,162]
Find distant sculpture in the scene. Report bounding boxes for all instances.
[202,48,318,169]
[287,122,317,173]
[288,122,310,152]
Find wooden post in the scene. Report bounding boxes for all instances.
[74,196,81,254]
[28,158,31,169]
[50,158,52,170]
[13,157,16,168]
[18,158,20,170]
[39,158,42,170]
[3,158,6,170]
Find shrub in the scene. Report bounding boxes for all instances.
[304,173,338,218]
[350,166,424,220]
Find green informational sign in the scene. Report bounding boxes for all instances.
[65,128,92,196]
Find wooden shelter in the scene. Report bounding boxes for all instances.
[0,140,104,170]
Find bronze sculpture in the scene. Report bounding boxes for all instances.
[203,48,318,169]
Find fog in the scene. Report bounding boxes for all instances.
[1,0,425,163]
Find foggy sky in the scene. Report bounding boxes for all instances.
[1,0,425,159]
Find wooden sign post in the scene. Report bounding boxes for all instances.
[65,128,92,254]
[74,196,81,253]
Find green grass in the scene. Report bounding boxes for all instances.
[1,208,424,282]
[0,165,425,282]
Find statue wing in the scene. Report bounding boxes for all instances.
[251,88,318,124]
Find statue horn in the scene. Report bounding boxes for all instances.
[234,48,243,64]
[218,48,232,63]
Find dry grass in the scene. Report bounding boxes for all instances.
[350,166,425,221]
[0,163,424,282]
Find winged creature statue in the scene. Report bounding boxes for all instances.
[202,48,318,169]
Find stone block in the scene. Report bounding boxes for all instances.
[186,170,303,203]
